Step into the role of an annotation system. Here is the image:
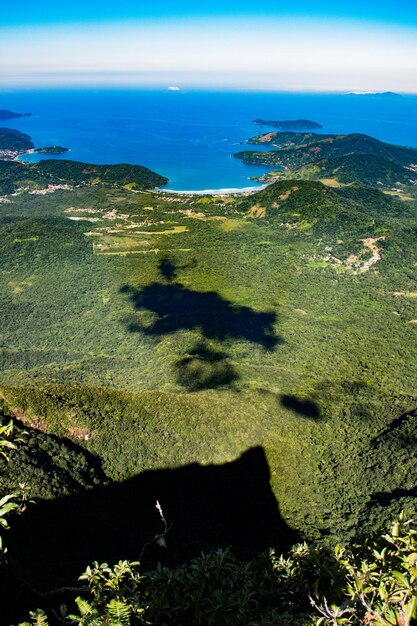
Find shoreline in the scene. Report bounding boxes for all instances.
[16,147,71,162]
[3,152,267,195]
[14,148,35,162]
[159,184,267,196]
[12,149,265,196]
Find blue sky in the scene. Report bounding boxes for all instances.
[1,1,417,90]
[2,0,417,27]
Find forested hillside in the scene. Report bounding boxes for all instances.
[281,153,416,187]
[0,124,416,624]
[0,128,34,152]
[0,158,168,193]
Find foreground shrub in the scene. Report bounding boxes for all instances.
[14,514,417,625]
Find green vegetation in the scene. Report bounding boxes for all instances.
[0,125,416,624]
[246,130,334,148]
[0,415,104,500]
[0,419,26,555]
[0,178,415,545]
[0,128,34,151]
[34,160,168,188]
[253,119,323,130]
[280,154,417,187]
[0,158,168,193]
[13,513,417,625]
[236,131,417,169]
[236,130,417,196]
[34,146,69,154]
[2,418,416,624]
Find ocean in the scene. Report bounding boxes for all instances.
[1,89,417,191]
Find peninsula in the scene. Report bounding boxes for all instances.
[0,127,34,159]
[235,131,417,181]
[0,109,31,120]
[253,118,322,130]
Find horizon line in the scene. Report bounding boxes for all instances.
[0,83,415,95]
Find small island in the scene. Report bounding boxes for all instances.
[34,145,69,154]
[0,109,31,120]
[347,91,403,98]
[253,118,322,130]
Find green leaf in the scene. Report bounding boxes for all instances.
[392,571,409,587]
[107,599,131,625]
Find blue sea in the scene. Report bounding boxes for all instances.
[1,89,417,191]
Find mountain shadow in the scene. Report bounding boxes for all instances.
[0,418,107,499]
[120,283,279,350]
[371,407,417,447]
[280,394,321,420]
[368,485,417,507]
[158,256,178,282]
[174,342,239,391]
[157,256,197,282]
[4,447,299,602]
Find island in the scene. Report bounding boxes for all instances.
[0,109,31,120]
[347,91,403,98]
[253,118,322,130]
[34,145,69,154]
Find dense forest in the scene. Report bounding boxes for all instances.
[253,119,323,129]
[235,131,417,169]
[0,123,416,624]
[0,128,34,152]
[277,153,416,187]
[0,158,168,194]
[34,146,69,154]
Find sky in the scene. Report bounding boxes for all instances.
[1,0,417,91]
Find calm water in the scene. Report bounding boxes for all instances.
[1,89,417,191]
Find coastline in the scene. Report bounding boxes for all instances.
[15,148,35,161]
[16,147,71,162]
[159,184,267,196]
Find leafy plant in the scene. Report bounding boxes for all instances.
[0,419,23,461]
[0,418,26,554]
[67,560,147,625]
[314,513,417,625]
[18,610,49,626]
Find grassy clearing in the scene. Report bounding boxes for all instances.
[319,178,343,187]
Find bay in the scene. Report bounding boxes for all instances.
[1,88,417,191]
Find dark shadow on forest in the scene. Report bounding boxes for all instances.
[158,256,197,282]
[2,446,299,621]
[120,283,279,350]
[174,342,239,391]
[159,256,178,281]
[279,380,379,423]
[0,418,106,496]
[368,485,417,507]
[120,258,280,392]
[280,394,321,420]
[371,407,417,448]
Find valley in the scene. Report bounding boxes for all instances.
[0,122,416,622]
